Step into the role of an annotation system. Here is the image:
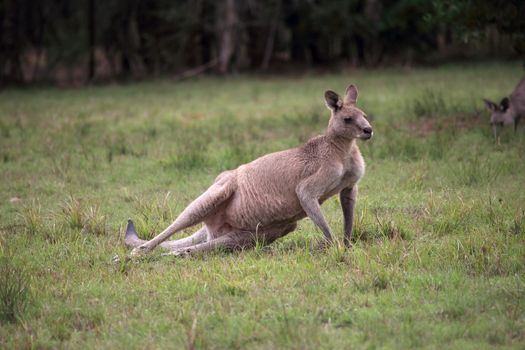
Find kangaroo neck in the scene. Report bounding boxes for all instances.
[325,130,356,155]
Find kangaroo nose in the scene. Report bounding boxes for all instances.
[363,127,372,134]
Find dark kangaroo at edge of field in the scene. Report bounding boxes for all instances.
[124,84,373,257]
[483,75,525,138]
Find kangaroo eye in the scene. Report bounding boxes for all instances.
[344,117,353,124]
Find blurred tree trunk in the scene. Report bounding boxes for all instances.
[260,0,280,70]
[218,0,237,74]
[199,2,214,66]
[188,0,204,67]
[29,3,46,82]
[353,34,365,66]
[286,8,308,64]
[127,16,145,77]
[88,0,96,81]
[119,0,145,78]
[363,0,383,66]
[1,0,22,83]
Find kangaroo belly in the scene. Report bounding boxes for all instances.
[222,161,305,230]
[224,183,304,230]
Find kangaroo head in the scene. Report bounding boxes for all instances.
[325,85,372,140]
[483,97,514,127]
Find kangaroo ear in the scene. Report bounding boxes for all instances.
[483,98,498,111]
[500,97,510,111]
[325,90,342,111]
[344,84,358,105]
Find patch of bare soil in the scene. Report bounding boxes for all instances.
[400,111,485,136]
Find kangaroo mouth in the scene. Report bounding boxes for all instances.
[360,133,373,140]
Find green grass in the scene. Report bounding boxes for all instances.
[1,63,524,349]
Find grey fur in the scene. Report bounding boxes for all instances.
[126,84,372,257]
[484,75,525,137]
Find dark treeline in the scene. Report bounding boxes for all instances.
[1,0,524,85]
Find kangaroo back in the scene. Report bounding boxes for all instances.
[510,75,525,117]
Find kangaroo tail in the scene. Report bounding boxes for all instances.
[124,219,144,248]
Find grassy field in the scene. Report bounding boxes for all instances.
[0,63,524,349]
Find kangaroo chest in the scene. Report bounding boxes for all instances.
[321,152,365,201]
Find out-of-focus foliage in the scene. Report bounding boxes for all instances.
[425,0,525,52]
[0,0,522,84]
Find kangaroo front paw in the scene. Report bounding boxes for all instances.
[130,244,151,257]
[162,249,191,258]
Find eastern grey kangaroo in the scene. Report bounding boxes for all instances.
[483,75,525,138]
[125,84,373,257]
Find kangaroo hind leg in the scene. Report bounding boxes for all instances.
[164,231,254,257]
[124,219,208,250]
[164,223,298,258]
[131,173,236,255]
